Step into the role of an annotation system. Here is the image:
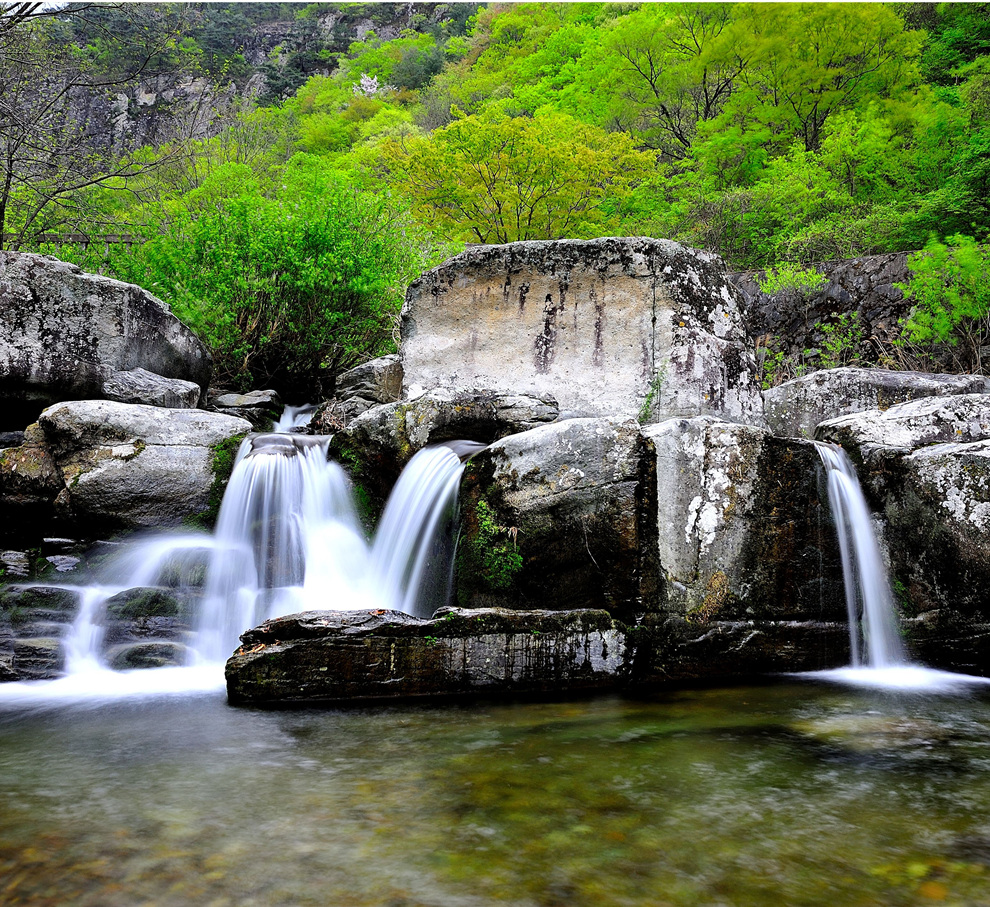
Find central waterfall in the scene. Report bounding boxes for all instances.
[58,431,471,674]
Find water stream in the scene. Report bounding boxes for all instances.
[19,420,471,689]
[813,442,988,691]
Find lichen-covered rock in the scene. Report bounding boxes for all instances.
[643,417,844,622]
[456,418,658,621]
[331,388,558,506]
[816,394,990,465]
[225,606,628,705]
[101,367,201,409]
[0,252,212,428]
[402,238,764,426]
[764,368,987,439]
[38,400,251,531]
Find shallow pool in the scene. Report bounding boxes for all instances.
[2,678,990,906]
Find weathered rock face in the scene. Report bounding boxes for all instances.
[457,418,658,621]
[101,368,201,409]
[644,417,844,622]
[310,354,405,431]
[225,607,628,705]
[731,252,912,363]
[402,239,764,426]
[0,252,212,427]
[37,401,251,532]
[331,389,559,508]
[817,395,990,646]
[764,368,988,439]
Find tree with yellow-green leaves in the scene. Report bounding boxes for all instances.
[382,108,654,244]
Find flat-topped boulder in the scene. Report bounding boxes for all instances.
[0,252,211,427]
[401,238,764,426]
[764,368,988,439]
[225,607,628,705]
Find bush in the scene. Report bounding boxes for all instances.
[130,158,443,399]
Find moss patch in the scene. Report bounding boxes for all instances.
[457,496,523,602]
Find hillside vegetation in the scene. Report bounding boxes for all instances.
[3,2,989,396]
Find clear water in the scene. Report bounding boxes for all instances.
[2,682,990,906]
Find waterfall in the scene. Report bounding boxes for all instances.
[816,442,906,669]
[57,420,473,673]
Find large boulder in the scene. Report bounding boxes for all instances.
[0,252,212,427]
[101,368,201,409]
[38,400,251,531]
[456,417,658,621]
[402,239,764,426]
[311,355,405,430]
[225,607,628,705]
[643,417,845,622]
[764,368,987,439]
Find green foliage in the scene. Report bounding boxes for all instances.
[819,312,866,370]
[758,263,827,295]
[460,498,523,596]
[898,234,990,371]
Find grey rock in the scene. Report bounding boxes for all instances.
[0,431,24,447]
[0,252,211,427]
[816,393,990,467]
[331,388,559,504]
[765,368,988,439]
[101,367,201,409]
[38,400,251,531]
[0,424,64,533]
[336,354,402,404]
[456,417,656,621]
[402,238,764,426]
[211,389,282,430]
[643,416,844,621]
[45,555,80,573]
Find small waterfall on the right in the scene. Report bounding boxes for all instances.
[813,441,990,690]
[815,442,906,669]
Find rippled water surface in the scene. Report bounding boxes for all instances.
[3,679,990,906]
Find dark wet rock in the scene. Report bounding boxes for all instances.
[639,617,851,683]
[106,641,188,670]
[101,367,201,409]
[904,612,990,677]
[403,238,764,426]
[0,423,64,534]
[0,431,24,447]
[38,400,251,532]
[211,389,282,430]
[730,252,913,365]
[456,418,656,622]
[0,584,79,616]
[226,606,628,706]
[11,636,63,679]
[0,251,211,428]
[764,368,988,439]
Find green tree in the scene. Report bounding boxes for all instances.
[383,108,653,243]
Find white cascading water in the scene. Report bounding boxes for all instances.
[34,419,473,695]
[815,442,906,669]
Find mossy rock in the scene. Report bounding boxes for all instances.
[0,585,79,616]
[104,587,188,621]
[106,641,188,669]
